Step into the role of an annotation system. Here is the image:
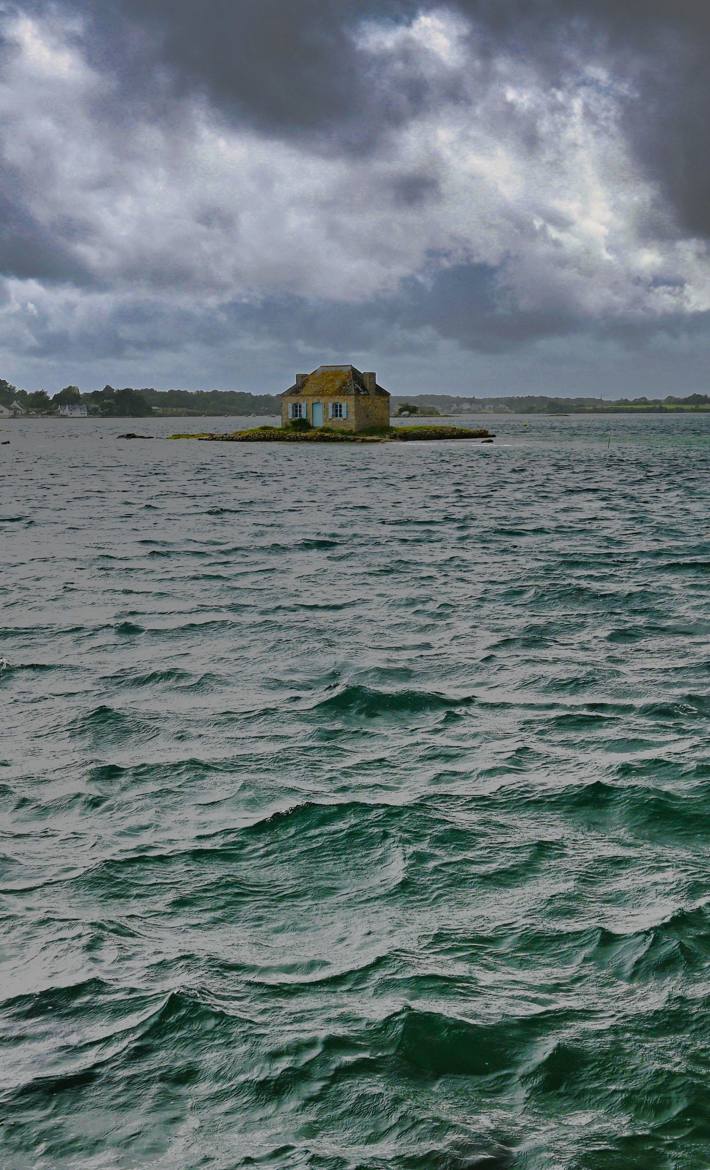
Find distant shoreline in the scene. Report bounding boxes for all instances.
[5,405,710,420]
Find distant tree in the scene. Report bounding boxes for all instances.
[55,385,82,405]
[111,388,153,417]
[0,379,17,407]
[27,390,52,412]
[396,402,419,415]
[140,387,280,416]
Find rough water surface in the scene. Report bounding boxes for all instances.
[1,413,709,1170]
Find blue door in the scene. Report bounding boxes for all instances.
[312,402,323,426]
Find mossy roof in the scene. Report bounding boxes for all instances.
[282,365,390,398]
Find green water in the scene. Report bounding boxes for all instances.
[1,413,708,1169]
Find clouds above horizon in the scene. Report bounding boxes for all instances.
[1,1,710,394]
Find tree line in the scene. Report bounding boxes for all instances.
[0,380,153,416]
[3,377,709,418]
[0,380,280,417]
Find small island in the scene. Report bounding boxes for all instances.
[169,423,493,442]
[170,365,493,442]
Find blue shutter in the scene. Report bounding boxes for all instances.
[342,402,348,419]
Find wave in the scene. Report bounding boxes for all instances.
[113,619,144,634]
[103,667,224,692]
[519,778,708,840]
[2,987,236,1104]
[388,1004,557,1078]
[0,660,64,676]
[87,756,241,789]
[639,693,710,720]
[656,559,710,574]
[511,908,710,981]
[1,975,114,1018]
[67,704,159,745]
[309,684,476,718]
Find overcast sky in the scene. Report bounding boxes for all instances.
[1,1,709,396]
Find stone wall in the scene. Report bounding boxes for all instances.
[354,393,390,430]
[281,393,390,432]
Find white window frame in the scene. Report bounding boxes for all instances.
[329,401,348,419]
[289,402,306,420]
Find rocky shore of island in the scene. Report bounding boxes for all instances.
[168,425,494,443]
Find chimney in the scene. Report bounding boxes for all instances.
[295,373,307,389]
[363,371,376,393]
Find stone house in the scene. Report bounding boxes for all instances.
[281,365,390,432]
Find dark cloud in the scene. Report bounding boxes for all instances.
[75,0,710,235]
[389,171,442,208]
[6,277,710,397]
[58,0,452,152]
[0,184,88,283]
[245,263,682,357]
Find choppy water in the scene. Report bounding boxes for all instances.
[1,412,709,1170]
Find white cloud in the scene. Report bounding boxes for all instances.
[7,13,87,80]
[357,9,469,68]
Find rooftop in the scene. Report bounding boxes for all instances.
[282,365,389,397]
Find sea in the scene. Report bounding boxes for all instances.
[1,412,709,1170]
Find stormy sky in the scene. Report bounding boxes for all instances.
[1,1,709,396]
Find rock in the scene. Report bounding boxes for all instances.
[117,432,151,439]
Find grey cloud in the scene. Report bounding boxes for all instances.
[222,265,710,359]
[63,0,445,152]
[0,183,89,283]
[5,278,710,397]
[455,1,710,239]
[3,0,710,395]
[68,0,710,237]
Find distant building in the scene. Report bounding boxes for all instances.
[281,365,390,432]
[0,404,11,418]
[9,400,25,416]
[58,403,88,417]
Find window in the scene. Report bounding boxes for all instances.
[329,401,348,419]
[289,402,305,419]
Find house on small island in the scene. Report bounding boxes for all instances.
[281,365,390,432]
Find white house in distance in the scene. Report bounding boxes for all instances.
[0,400,26,417]
[58,403,88,417]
